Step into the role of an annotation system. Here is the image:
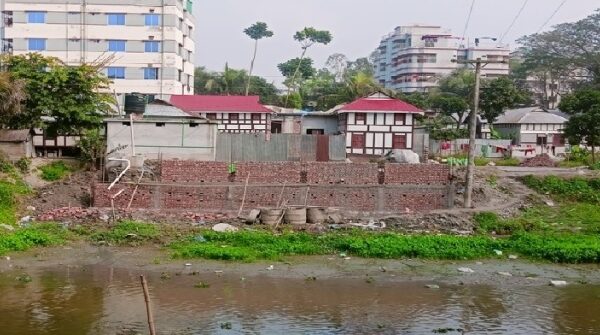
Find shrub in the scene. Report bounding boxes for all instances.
[39,161,72,181]
[15,157,31,174]
[521,175,600,204]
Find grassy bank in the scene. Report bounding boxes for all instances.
[0,223,70,256]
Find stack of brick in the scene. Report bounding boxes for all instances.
[520,154,556,167]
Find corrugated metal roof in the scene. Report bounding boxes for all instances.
[496,107,568,124]
[170,95,272,113]
[0,129,31,142]
[145,103,192,118]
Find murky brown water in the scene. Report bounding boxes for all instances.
[1,263,600,335]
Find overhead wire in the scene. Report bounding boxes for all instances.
[499,0,529,43]
[536,0,567,33]
[461,0,476,42]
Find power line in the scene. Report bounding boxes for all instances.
[461,0,476,41]
[536,0,567,33]
[499,0,529,42]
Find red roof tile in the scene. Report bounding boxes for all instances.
[170,95,272,113]
[338,96,422,114]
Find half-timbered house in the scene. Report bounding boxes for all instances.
[337,92,424,155]
[169,95,272,133]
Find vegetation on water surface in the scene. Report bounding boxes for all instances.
[39,161,74,182]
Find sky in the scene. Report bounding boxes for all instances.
[192,0,599,84]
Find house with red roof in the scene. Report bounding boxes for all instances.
[337,92,424,155]
[169,95,272,133]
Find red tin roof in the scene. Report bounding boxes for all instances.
[170,95,272,113]
[338,94,422,114]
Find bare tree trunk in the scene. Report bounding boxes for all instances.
[245,39,258,96]
[464,61,482,208]
[284,48,308,108]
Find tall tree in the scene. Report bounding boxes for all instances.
[325,53,349,82]
[194,66,279,105]
[430,94,470,130]
[0,53,113,134]
[243,22,274,96]
[278,58,316,81]
[479,77,524,127]
[285,27,332,106]
[0,72,27,127]
[559,89,600,163]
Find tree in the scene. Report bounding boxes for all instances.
[518,10,600,85]
[325,53,349,82]
[0,53,114,134]
[437,69,476,102]
[285,27,332,106]
[559,89,600,163]
[243,22,274,96]
[278,57,316,80]
[479,77,524,127]
[0,72,27,127]
[430,94,470,130]
[194,66,279,104]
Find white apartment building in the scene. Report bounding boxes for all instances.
[1,0,195,105]
[374,25,510,93]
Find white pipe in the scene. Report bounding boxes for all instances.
[108,158,130,190]
[130,113,136,156]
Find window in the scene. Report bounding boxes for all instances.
[27,11,46,23]
[392,134,407,149]
[351,133,365,149]
[144,41,160,53]
[394,113,406,124]
[28,38,46,51]
[107,67,125,79]
[108,40,126,52]
[144,68,158,80]
[189,122,199,128]
[155,122,166,127]
[107,13,125,25]
[144,14,160,26]
[355,113,366,123]
[206,113,216,120]
[229,113,239,121]
[251,114,261,121]
[537,136,547,145]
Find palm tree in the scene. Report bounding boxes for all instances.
[0,72,26,127]
[243,22,273,96]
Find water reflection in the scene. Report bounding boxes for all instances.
[0,264,599,334]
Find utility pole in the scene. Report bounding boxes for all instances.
[453,57,507,208]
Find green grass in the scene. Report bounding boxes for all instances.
[0,178,31,225]
[474,157,521,167]
[521,175,600,204]
[89,221,160,245]
[39,161,73,181]
[0,223,70,255]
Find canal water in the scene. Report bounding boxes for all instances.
[1,263,599,335]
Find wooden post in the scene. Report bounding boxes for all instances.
[140,275,157,335]
[237,173,251,217]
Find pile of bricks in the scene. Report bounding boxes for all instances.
[37,207,100,221]
[521,154,557,167]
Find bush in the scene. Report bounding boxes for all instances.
[0,224,68,255]
[521,175,600,204]
[15,157,31,174]
[39,161,72,181]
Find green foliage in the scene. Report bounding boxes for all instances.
[0,223,69,255]
[0,177,30,224]
[521,175,600,204]
[278,58,316,80]
[510,233,600,264]
[0,71,27,124]
[0,53,114,134]
[78,129,105,169]
[293,27,333,48]
[39,161,73,181]
[559,89,600,163]
[479,77,527,124]
[89,221,160,245]
[243,22,274,40]
[430,94,469,129]
[282,93,303,109]
[15,157,31,174]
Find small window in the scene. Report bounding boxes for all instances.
[144,68,158,80]
[108,40,126,52]
[122,122,131,126]
[144,41,160,53]
[395,113,406,124]
[355,113,366,123]
[156,122,166,127]
[107,13,125,25]
[107,67,125,79]
[251,114,261,121]
[189,123,199,128]
[229,113,239,121]
[392,134,407,149]
[144,14,160,26]
[28,38,46,51]
[206,113,216,120]
[27,11,46,24]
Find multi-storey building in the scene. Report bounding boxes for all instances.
[374,25,510,92]
[1,0,195,105]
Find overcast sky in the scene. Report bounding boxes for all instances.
[193,0,599,83]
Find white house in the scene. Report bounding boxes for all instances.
[336,92,424,155]
[169,95,272,133]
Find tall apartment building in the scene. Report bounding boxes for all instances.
[0,0,195,105]
[374,25,510,93]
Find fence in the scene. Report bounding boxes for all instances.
[215,133,346,162]
[431,139,512,158]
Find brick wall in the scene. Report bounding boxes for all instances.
[93,160,452,213]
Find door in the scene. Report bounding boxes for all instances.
[392,134,407,149]
[351,133,365,150]
[316,135,329,161]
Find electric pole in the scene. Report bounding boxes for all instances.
[453,57,507,208]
